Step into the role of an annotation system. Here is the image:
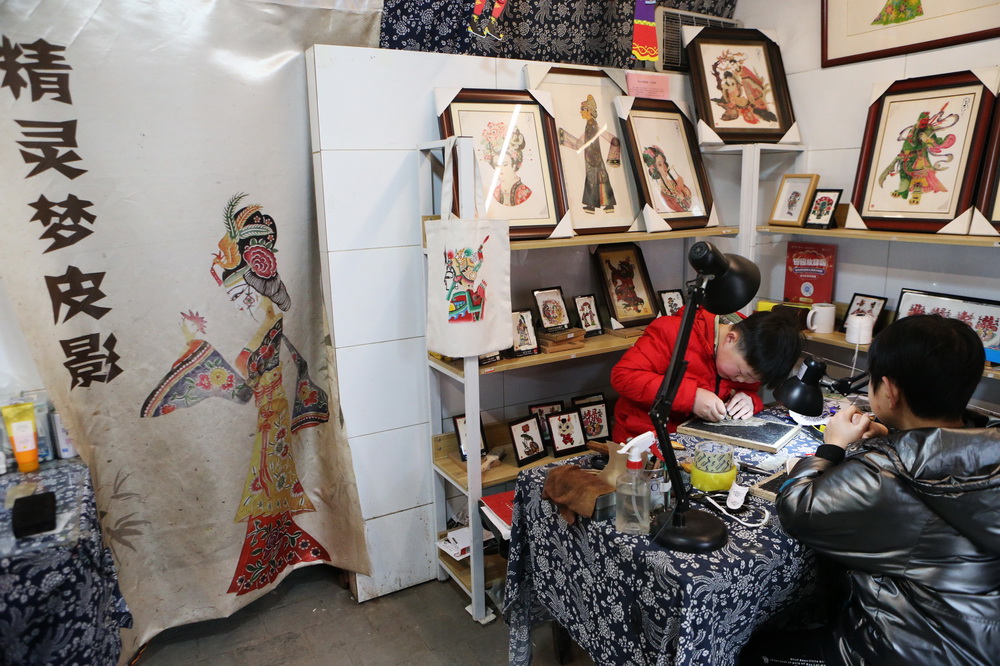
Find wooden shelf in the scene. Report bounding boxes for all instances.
[758,225,1000,248]
[432,425,565,492]
[804,330,1000,381]
[428,333,637,380]
[437,548,507,594]
[509,225,737,250]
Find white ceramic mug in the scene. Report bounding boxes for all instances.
[806,303,836,334]
[845,312,876,345]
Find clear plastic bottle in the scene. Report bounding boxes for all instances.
[615,432,655,535]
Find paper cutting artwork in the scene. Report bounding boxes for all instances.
[643,145,692,213]
[141,193,331,595]
[710,48,777,126]
[445,236,489,322]
[872,0,923,25]
[606,256,651,316]
[877,105,958,206]
[557,95,621,215]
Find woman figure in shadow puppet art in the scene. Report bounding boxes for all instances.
[141,193,331,595]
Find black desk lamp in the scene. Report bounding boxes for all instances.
[649,241,761,553]
[774,356,870,417]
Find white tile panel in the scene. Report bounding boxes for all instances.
[352,503,437,602]
[328,245,425,347]
[733,0,821,75]
[805,148,862,193]
[903,39,1000,80]
[309,45,499,151]
[349,424,432,521]
[336,337,428,439]
[317,149,422,252]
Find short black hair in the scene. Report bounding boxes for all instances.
[868,314,983,420]
[733,311,804,389]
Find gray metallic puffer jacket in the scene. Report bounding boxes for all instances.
[777,416,1000,666]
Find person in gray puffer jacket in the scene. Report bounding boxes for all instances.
[741,313,1000,666]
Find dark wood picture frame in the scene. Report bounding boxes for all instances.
[618,97,714,229]
[685,27,796,144]
[594,242,658,328]
[573,293,603,337]
[658,289,685,317]
[438,88,568,240]
[896,288,1000,349]
[452,414,488,462]
[532,286,572,333]
[546,410,588,458]
[822,0,1000,69]
[851,71,995,234]
[975,101,1000,233]
[509,415,547,467]
[803,188,843,229]
[842,293,888,333]
[529,401,564,444]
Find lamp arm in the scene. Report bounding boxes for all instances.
[648,276,708,516]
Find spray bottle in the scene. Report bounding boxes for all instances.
[615,431,658,535]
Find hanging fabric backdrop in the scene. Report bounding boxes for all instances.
[0,0,378,660]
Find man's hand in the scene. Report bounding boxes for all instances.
[725,391,754,420]
[694,388,728,422]
[824,406,888,448]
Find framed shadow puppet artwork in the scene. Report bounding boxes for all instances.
[439,89,567,239]
[843,293,887,332]
[547,410,588,458]
[685,27,796,143]
[533,67,641,235]
[852,71,995,233]
[510,309,540,357]
[533,286,572,333]
[822,0,1000,68]
[618,97,713,229]
[804,189,843,229]
[529,401,564,445]
[658,289,684,317]
[594,243,658,329]
[573,294,603,337]
[975,101,1000,234]
[453,414,488,462]
[768,174,820,227]
[897,288,1000,349]
[578,401,610,441]
[509,415,546,467]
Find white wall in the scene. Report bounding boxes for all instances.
[0,277,44,399]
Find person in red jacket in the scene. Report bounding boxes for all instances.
[611,309,803,443]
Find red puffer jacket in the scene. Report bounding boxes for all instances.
[610,308,762,443]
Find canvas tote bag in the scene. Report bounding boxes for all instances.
[425,217,512,358]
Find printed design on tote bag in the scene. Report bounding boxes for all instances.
[140,193,331,595]
[444,235,490,322]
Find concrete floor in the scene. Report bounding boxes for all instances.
[135,565,596,666]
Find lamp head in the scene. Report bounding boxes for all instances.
[688,242,761,314]
[774,356,827,417]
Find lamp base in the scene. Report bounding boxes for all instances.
[651,507,727,553]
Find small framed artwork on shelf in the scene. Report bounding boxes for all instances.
[452,414,488,462]
[852,71,995,233]
[546,410,589,458]
[842,293,888,332]
[617,97,714,229]
[533,286,572,334]
[896,289,1000,350]
[574,294,603,337]
[594,243,658,329]
[510,310,540,357]
[529,401,564,444]
[658,289,685,316]
[509,416,546,467]
[975,102,1000,233]
[768,174,820,227]
[685,27,796,143]
[803,189,843,229]
[572,392,605,407]
[438,88,567,239]
[578,401,610,441]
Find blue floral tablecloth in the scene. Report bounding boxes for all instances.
[0,460,132,666]
[503,408,824,666]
